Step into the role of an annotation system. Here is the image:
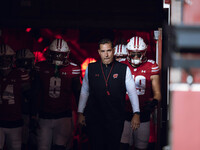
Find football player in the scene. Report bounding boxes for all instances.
[120,36,161,150]
[114,44,128,62]
[34,39,81,150]
[0,44,31,150]
[15,48,36,150]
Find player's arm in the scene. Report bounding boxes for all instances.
[72,75,81,107]
[30,69,41,117]
[125,66,140,130]
[20,70,32,103]
[125,67,140,113]
[144,74,162,111]
[20,70,40,132]
[71,70,82,135]
[28,68,42,133]
[77,67,89,126]
[151,74,161,102]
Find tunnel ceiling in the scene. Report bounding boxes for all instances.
[0,0,163,29]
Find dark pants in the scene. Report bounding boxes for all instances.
[86,116,124,150]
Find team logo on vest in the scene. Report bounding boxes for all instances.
[95,74,99,77]
[113,74,118,79]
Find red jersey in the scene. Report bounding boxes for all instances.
[0,68,30,122]
[35,61,81,115]
[122,60,160,112]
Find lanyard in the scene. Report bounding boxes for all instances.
[100,61,114,96]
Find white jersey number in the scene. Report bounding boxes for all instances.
[133,75,146,95]
[0,85,15,104]
[49,77,61,98]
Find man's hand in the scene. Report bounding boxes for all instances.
[131,113,140,131]
[78,113,86,126]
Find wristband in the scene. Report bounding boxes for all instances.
[134,112,140,115]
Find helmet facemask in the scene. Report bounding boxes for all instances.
[127,50,146,67]
[16,58,34,71]
[49,51,70,66]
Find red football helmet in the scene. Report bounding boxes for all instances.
[126,36,147,66]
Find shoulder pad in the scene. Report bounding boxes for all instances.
[147,59,155,64]
[70,62,78,66]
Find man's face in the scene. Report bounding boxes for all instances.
[98,43,114,65]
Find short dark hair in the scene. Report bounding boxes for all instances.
[98,38,113,49]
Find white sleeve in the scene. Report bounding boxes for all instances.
[125,67,140,113]
[77,67,89,113]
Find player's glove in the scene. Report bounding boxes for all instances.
[140,99,158,122]
[143,99,158,112]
